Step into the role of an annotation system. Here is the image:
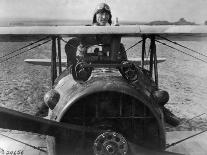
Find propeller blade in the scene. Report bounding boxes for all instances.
[0,107,186,155]
[0,107,102,137]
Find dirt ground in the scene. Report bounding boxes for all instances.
[0,38,207,131]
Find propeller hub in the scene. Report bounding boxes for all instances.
[93,131,128,155]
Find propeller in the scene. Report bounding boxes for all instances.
[0,107,103,137]
[0,107,184,155]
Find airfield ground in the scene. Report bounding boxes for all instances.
[0,38,207,131]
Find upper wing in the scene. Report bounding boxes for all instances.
[0,25,207,42]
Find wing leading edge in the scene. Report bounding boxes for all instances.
[0,25,207,42]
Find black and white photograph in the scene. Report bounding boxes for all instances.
[0,0,207,154]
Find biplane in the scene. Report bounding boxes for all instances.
[0,25,207,155]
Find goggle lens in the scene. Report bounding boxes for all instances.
[97,4,110,11]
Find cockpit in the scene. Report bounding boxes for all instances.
[71,35,129,81]
[76,35,126,64]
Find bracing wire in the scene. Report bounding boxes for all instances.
[156,40,207,64]
[0,39,51,64]
[0,133,47,153]
[60,38,67,44]
[166,128,207,148]
[181,113,206,124]
[0,36,50,59]
[157,35,207,59]
[125,40,142,52]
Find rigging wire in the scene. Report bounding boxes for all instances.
[180,113,206,124]
[0,39,51,64]
[125,40,142,52]
[157,35,207,59]
[0,36,50,59]
[60,38,68,44]
[156,40,207,64]
[0,133,47,153]
[166,128,207,148]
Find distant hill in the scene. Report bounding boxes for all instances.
[0,18,146,27]
[0,17,197,26]
[147,18,196,25]
[0,18,92,26]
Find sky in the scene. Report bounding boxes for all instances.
[0,0,207,24]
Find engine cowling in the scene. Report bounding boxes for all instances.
[47,69,166,155]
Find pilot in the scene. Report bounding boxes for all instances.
[92,3,112,26]
[65,3,127,68]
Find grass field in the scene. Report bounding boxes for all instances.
[0,37,207,130]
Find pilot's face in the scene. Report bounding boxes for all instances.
[96,12,110,26]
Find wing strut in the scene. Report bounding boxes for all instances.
[141,35,146,69]
[51,36,64,86]
[149,35,158,88]
[149,36,154,77]
[51,37,57,86]
[57,37,62,75]
[153,36,158,88]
